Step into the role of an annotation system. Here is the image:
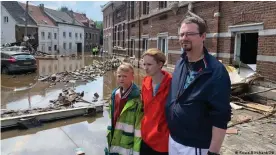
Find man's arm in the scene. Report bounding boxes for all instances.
[208,127,226,153]
[208,67,232,154]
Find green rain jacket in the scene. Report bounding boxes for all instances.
[105,83,143,155]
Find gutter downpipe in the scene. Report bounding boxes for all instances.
[127,2,130,57]
[112,2,114,56]
[138,1,141,68]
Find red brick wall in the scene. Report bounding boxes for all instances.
[149,40,157,48]
[168,39,180,50]
[193,1,219,33]
[219,1,276,32]
[258,36,276,56]
[257,61,276,81]
[168,53,181,65]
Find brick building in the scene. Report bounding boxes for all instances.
[102,1,276,80]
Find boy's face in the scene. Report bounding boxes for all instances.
[116,70,134,88]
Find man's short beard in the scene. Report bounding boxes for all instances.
[183,45,192,52]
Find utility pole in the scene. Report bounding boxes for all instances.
[24,1,29,42]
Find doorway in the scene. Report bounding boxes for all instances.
[77,43,82,55]
[240,33,258,64]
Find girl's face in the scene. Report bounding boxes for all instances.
[143,55,163,76]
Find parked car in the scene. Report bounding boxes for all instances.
[1,46,30,53]
[1,51,37,74]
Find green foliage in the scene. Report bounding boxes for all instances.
[94,21,103,45]
[58,6,69,12]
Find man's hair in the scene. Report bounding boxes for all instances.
[142,48,166,66]
[117,63,134,74]
[181,13,207,34]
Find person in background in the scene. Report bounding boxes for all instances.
[140,48,172,155]
[105,63,143,155]
[165,14,231,155]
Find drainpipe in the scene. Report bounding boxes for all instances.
[24,1,29,42]
[127,2,130,56]
[138,2,141,68]
[112,3,114,56]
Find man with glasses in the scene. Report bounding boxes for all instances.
[165,15,231,155]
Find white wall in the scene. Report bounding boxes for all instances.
[1,4,16,45]
[38,25,58,54]
[58,24,84,55]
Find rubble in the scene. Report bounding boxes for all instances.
[1,88,102,118]
[38,58,122,84]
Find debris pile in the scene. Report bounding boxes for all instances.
[38,58,122,84]
[1,89,101,118]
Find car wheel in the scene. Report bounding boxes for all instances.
[1,67,9,74]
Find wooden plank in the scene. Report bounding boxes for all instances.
[245,103,274,112]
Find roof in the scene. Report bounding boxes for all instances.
[73,12,89,23]
[73,12,95,28]
[44,7,83,26]
[19,2,55,26]
[1,1,37,26]
[101,2,112,12]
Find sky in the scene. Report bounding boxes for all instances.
[20,1,108,21]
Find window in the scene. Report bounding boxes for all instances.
[109,14,111,27]
[63,32,66,38]
[130,2,135,20]
[69,43,72,49]
[143,38,148,51]
[48,46,52,51]
[75,33,78,38]
[80,33,82,38]
[86,33,88,39]
[159,2,167,9]
[48,32,51,39]
[90,33,92,39]
[54,45,57,51]
[69,32,72,38]
[54,33,57,39]
[143,2,149,15]
[41,32,45,39]
[143,20,149,25]
[63,43,66,49]
[158,37,168,54]
[130,39,135,57]
[4,16,8,23]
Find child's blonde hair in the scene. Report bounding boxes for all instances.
[142,48,166,66]
[117,63,134,74]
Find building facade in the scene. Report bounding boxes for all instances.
[1,1,38,48]
[73,12,100,53]
[102,2,114,55]
[19,3,59,54]
[1,2,16,45]
[103,1,276,80]
[43,7,85,55]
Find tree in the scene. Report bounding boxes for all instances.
[58,6,69,12]
[94,21,103,45]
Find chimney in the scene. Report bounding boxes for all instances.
[39,4,44,11]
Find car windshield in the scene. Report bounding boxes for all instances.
[13,54,34,60]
